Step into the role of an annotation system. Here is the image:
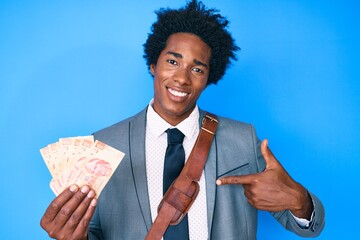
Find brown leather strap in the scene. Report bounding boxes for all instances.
[145,113,218,240]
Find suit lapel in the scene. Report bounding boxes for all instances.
[129,108,152,231]
[205,139,217,238]
[200,110,218,237]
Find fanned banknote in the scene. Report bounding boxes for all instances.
[40,136,125,197]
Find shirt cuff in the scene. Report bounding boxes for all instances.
[290,210,315,228]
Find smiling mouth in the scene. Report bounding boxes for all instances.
[168,88,188,97]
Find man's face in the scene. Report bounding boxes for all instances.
[150,32,211,126]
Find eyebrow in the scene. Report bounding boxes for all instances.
[166,51,208,69]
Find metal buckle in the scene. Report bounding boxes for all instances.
[205,114,218,123]
[201,114,218,135]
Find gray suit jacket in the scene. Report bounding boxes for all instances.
[88,107,325,239]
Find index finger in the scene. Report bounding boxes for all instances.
[216,173,258,186]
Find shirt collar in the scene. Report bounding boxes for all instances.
[146,99,199,139]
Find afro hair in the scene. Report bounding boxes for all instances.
[143,0,240,85]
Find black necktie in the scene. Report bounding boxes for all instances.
[163,128,189,240]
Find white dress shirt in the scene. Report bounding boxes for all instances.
[145,100,208,240]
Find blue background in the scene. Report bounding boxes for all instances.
[1,0,359,239]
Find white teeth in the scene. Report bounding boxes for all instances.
[168,88,188,97]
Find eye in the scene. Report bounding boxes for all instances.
[167,59,177,65]
[192,67,204,74]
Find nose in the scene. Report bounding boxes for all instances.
[173,68,190,85]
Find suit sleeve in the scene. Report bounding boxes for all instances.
[270,192,325,237]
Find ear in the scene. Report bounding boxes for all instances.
[150,64,155,76]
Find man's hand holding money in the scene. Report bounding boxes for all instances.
[40,136,124,239]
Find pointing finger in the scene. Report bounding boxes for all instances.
[216,173,258,186]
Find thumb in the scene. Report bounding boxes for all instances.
[261,139,278,169]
